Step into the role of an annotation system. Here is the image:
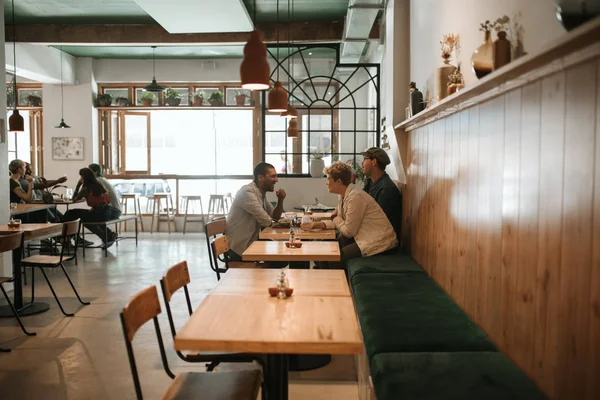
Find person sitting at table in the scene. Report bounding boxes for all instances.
[19,162,68,202]
[8,159,54,223]
[361,147,402,243]
[226,162,286,265]
[64,168,121,249]
[87,163,122,214]
[301,161,398,268]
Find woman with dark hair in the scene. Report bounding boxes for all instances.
[64,168,121,248]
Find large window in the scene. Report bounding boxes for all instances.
[263,45,380,175]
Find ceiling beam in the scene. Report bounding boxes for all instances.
[5,22,379,46]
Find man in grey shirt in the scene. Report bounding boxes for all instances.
[88,163,122,213]
[226,162,286,261]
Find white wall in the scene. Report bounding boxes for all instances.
[274,177,338,208]
[5,44,75,84]
[410,0,565,102]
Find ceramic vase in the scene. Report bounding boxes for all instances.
[310,159,325,178]
[493,31,511,70]
[436,58,456,100]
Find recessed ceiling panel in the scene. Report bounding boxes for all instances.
[133,0,253,33]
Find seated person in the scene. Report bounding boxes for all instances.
[301,161,398,267]
[361,147,402,243]
[226,162,286,263]
[64,168,122,249]
[19,162,67,201]
[8,159,53,223]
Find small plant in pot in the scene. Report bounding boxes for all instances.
[164,87,182,106]
[115,97,131,107]
[27,94,43,107]
[310,151,326,178]
[97,93,113,107]
[138,92,156,107]
[193,90,205,106]
[235,90,248,106]
[208,91,224,106]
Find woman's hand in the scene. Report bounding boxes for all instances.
[301,221,326,231]
[330,209,338,219]
[25,175,34,182]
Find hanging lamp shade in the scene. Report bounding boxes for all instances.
[280,104,298,118]
[9,110,24,132]
[55,118,71,129]
[240,30,271,91]
[287,117,298,138]
[143,78,165,93]
[268,81,288,112]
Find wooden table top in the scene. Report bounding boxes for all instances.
[260,227,336,241]
[242,241,341,262]
[174,294,363,354]
[297,212,333,221]
[211,269,351,297]
[0,223,62,241]
[10,204,55,215]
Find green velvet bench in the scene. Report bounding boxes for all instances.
[346,251,425,284]
[352,272,496,365]
[370,352,548,400]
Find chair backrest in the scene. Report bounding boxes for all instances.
[120,286,174,400]
[205,217,228,280]
[212,236,229,259]
[63,219,81,237]
[0,232,24,253]
[60,219,81,260]
[161,261,191,303]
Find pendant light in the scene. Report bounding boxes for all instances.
[54,46,70,128]
[143,46,165,92]
[241,0,270,90]
[268,0,288,112]
[287,117,298,138]
[8,0,24,132]
[282,0,298,120]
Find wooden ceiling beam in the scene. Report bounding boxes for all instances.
[5,22,379,45]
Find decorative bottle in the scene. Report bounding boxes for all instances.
[471,29,494,79]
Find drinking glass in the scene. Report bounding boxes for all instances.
[65,188,74,200]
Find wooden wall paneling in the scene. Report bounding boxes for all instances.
[412,128,421,264]
[429,120,441,280]
[588,59,600,400]
[533,70,566,397]
[464,105,481,317]
[405,132,413,252]
[513,80,542,374]
[455,110,470,308]
[500,88,522,352]
[437,117,452,289]
[448,113,461,294]
[426,123,436,274]
[418,125,428,265]
[557,60,597,399]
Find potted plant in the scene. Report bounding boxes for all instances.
[346,159,366,184]
[208,91,224,106]
[164,87,182,106]
[192,90,205,106]
[310,151,325,178]
[235,90,248,106]
[27,93,43,107]
[97,93,113,107]
[138,92,156,107]
[115,97,131,107]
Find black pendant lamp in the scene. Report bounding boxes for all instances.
[268,0,288,112]
[8,0,24,132]
[282,0,298,120]
[143,46,165,92]
[55,46,70,128]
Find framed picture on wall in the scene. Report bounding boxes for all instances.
[52,137,84,160]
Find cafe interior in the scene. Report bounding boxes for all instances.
[0,0,599,399]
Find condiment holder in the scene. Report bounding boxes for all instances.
[285,241,302,248]
[268,270,293,299]
[8,218,21,228]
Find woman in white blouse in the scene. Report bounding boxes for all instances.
[301,161,398,267]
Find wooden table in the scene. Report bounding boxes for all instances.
[0,223,62,316]
[297,212,333,221]
[174,294,362,400]
[259,227,336,241]
[242,241,340,262]
[211,269,351,297]
[10,204,55,216]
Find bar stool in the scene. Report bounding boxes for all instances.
[150,193,177,233]
[120,193,144,232]
[207,194,226,221]
[181,195,206,234]
[224,192,234,213]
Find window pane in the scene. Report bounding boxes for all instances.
[16,110,31,162]
[124,114,149,171]
[214,110,253,175]
[265,131,287,154]
[104,88,129,105]
[225,88,251,106]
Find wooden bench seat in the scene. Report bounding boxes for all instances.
[81,215,139,257]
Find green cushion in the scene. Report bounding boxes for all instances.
[347,252,425,283]
[371,352,548,400]
[352,273,496,362]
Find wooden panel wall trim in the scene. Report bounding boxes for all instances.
[405,57,599,399]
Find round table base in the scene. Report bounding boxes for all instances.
[288,354,332,371]
[0,302,50,317]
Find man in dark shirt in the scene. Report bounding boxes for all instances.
[361,147,402,243]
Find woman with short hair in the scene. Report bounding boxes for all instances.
[301,161,398,267]
[9,159,33,204]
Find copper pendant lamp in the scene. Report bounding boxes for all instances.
[268,0,288,112]
[143,46,165,93]
[287,117,298,138]
[8,0,23,132]
[241,0,270,90]
[54,46,71,128]
[281,0,298,119]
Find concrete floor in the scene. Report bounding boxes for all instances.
[0,234,358,400]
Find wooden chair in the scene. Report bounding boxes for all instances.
[20,219,90,317]
[204,218,257,281]
[120,286,261,400]
[0,232,36,352]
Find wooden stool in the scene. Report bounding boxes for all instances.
[121,193,144,232]
[150,193,176,233]
[208,194,227,221]
[181,195,206,234]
